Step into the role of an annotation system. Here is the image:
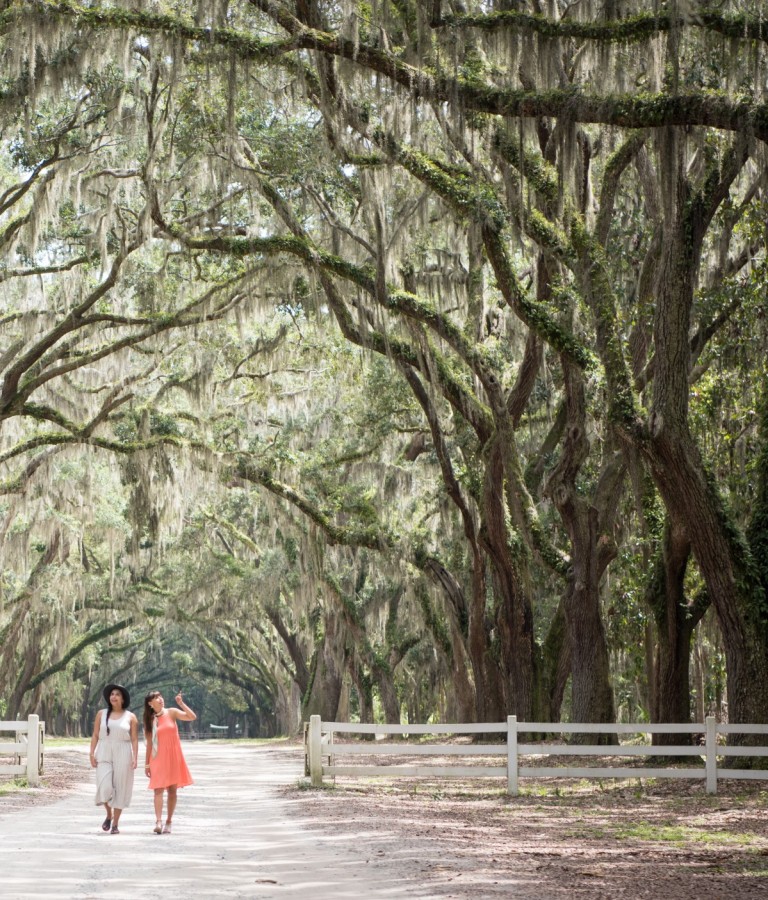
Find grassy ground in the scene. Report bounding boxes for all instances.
[285,766,768,898]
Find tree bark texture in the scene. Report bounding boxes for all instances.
[481,438,539,722]
[301,610,346,722]
[546,362,618,740]
[645,149,768,733]
[645,521,709,745]
[421,559,476,721]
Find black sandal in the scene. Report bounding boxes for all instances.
[110,825,120,834]
[101,817,112,832]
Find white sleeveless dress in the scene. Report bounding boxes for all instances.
[94,708,135,809]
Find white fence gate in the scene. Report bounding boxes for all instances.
[306,715,768,796]
[0,715,45,787]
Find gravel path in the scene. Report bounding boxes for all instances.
[0,742,424,899]
[3,741,767,899]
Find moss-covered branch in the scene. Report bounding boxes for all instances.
[438,8,768,46]
[155,211,494,440]
[21,2,768,142]
[0,430,202,494]
[569,215,639,433]
[23,617,134,693]
[372,135,594,370]
[235,459,394,551]
[2,0,301,61]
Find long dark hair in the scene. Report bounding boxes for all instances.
[143,690,161,737]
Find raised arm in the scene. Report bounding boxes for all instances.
[172,692,197,722]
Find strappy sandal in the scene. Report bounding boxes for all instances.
[110,825,120,835]
[162,823,172,834]
[153,822,162,834]
[101,817,112,832]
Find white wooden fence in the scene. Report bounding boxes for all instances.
[0,715,45,787]
[306,715,768,796]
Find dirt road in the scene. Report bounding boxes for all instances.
[3,742,767,899]
[0,742,423,899]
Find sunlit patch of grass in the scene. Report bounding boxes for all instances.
[295,779,336,791]
[561,818,766,847]
[519,785,553,797]
[614,823,761,845]
[0,777,27,794]
[44,737,88,747]
[515,778,654,800]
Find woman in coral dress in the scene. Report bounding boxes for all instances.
[143,690,196,834]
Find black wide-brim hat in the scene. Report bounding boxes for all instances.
[103,683,130,708]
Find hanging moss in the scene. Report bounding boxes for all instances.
[440,8,768,47]
[368,131,594,369]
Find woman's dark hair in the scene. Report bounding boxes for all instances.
[143,691,161,737]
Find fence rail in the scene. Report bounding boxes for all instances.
[0,715,45,786]
[179,731,242,740]
[305,715,768,796]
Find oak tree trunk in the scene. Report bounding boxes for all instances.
[645,522,710,745]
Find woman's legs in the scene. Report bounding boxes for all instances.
[165,785,178,825]
[111,807,122,832]
[152,785,178,832]
[153,787,164,829]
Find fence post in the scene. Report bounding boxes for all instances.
[705,715,717,795]
[308,715,323,787]
[26,715,40,787]
[507,715,518,796]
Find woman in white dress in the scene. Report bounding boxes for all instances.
[89,684,138,834]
